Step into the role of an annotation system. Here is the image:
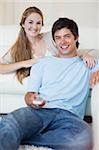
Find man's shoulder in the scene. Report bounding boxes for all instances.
[34,56,52,67]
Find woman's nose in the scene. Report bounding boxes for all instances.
[32,23,37,29]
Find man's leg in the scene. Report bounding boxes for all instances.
[0,107,44,150]
[24,109,92,150]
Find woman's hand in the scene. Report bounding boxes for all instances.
[25,92,46,108]
[90,71,99,88]
[81,53,96,68]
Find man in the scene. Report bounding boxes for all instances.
[0,17,99,150]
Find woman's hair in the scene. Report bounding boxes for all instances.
[11,7,44,84]
[52,17,79,48]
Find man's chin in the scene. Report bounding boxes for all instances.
[61,50,69,54]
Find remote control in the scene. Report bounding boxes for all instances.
[33,97,44,105]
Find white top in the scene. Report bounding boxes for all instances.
[0,32,57,64]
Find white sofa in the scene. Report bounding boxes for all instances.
[0,25,99,150]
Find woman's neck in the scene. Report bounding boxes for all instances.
[27,34,45,57]
[27,33,42,44]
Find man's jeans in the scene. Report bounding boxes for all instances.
[0,107,92,150]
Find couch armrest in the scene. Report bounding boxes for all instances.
[91,83,99,149]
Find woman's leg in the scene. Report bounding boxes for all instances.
[0,107,43,150]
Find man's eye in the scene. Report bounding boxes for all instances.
[65,35,71,38]
[55,37,60,40]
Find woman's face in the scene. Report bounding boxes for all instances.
[22,12,43,38]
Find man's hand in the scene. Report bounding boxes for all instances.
[25,92,46,108]
[90,71,99,88]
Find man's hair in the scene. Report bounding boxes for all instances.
[52,18,79,48]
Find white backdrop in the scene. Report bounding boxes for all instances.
[0,0,98,49]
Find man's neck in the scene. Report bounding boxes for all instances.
[56,51,77,58]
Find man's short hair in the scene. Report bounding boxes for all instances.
[52,18,79,48]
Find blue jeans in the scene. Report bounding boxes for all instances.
[0,107,92,150]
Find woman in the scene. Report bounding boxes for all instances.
[0,6,95,84]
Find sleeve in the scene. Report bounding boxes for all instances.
[0,50,13,64]
[26,60,44,93]
[43,32,58,55]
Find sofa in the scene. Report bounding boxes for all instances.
[0,25,99,150]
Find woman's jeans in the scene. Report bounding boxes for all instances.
[0,107,93,150]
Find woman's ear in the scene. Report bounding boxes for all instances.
[22,24,25,28]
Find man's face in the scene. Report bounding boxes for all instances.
[54,27,78,58]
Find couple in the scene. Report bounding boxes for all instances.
[0,6,98,86]
[0,16,99,150]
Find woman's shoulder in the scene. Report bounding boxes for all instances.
[41,32,58,56]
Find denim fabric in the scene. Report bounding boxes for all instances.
[0,107,92,150]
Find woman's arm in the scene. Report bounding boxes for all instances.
[77,51,96,68]
[0,58,38,74]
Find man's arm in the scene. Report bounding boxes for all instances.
[26,60,43,94]
[25,60,46,108]
[90,70,99,88]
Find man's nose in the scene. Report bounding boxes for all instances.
[61,38,66,44]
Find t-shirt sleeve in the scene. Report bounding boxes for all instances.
[0,50,13,64]
[26,60,44,93]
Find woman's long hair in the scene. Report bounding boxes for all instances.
[11,7,44,84]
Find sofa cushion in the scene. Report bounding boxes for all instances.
[0,72,28,94]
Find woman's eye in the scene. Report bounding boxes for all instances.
[29,21,33,24]
[37,22,42,25]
